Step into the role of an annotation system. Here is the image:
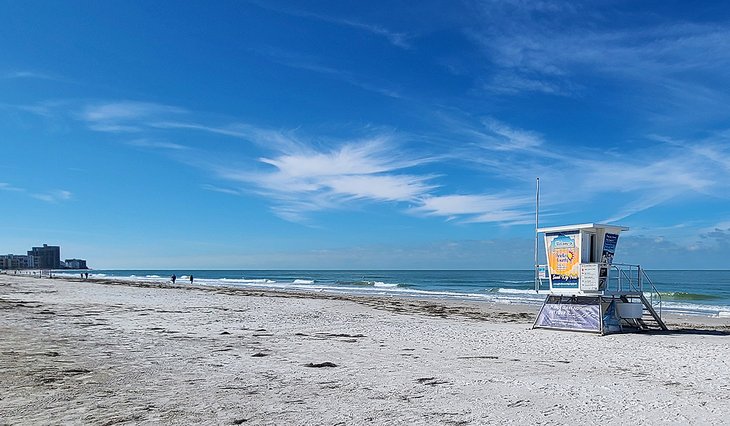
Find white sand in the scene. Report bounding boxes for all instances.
[2,274,730,425]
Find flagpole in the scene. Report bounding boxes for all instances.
[534,177,540,292]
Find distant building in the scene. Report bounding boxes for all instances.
[64,258,88,269]
[0,254,35,269]
[0,244,89,270]
[28,244,61,269]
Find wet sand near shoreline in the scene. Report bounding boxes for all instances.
[2,274,730,425]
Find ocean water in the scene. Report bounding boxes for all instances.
[57,269,730,317]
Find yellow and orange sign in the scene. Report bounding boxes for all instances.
[545,232,580,288]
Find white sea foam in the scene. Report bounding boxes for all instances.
[372,281,398,288]
[495,288,539,295]
[293,279,315,284]
[662,301,730,316]
[55,272,80,278]
[221,278,276,284]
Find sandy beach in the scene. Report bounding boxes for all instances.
[1,274,730,425]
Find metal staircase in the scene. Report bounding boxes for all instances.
[612,265,668,331]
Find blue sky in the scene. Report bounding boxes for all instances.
[2,0,730,269]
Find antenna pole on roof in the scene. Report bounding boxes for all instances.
[534,177,540,292]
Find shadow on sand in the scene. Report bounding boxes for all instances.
[646,328,730,336]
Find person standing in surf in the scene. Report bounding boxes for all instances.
[171,274,176,284]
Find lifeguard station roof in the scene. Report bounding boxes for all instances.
[537,223,629,233]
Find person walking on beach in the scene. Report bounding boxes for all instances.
[189,274,194,284]
[171,274,176,284]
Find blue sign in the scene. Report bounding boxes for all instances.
[601,233,619,264]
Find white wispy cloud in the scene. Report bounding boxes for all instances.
[31,190,72,203]
[600,191,679,224]
[0,100,75,118]
[80,101,187,133]
[467,2,730,118]
[325,174,434,202]
[414,194,534,224]
[2,70,60,80]
[149,120,303,152]
[324,17,412,49]
[213,136,438,220]
[663,131,730,176]
[1,182,75,204]
[43,100,473,222]
[0,182,24,192]
[126,138,189,150]
[484,74,571,96]
[14,94,727,227]
[430,113,553,158]
[529,149,713,222]
[481,118,544,151]
[432,110,726,223]
[259,137,421,178]
[199,126,543,224]
[200,184,241,196]
[250,1,412,48]
[251,47,403,99]
[77,98,714,225]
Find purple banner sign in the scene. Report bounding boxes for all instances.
[535,302,601,332]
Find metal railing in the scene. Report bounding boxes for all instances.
[640,267,662,318]
[609,263,638,292]
[609,263,662,317]
[535,263,663,317]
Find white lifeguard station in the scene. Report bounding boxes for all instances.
[533,223,667,334]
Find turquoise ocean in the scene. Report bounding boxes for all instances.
[58,269,730,317]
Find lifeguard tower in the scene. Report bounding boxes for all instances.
[533,223,667,334]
